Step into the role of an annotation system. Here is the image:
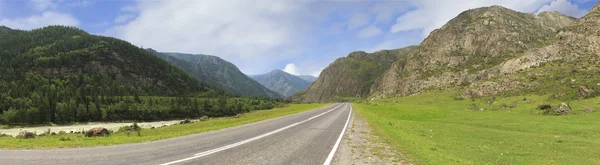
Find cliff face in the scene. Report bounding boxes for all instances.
[296,47,415,102]
[370,6,576,98]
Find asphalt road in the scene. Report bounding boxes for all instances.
[0,103,352,165]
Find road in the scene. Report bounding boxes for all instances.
[0,103,353,165]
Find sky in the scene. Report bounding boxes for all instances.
[0,0,597,77]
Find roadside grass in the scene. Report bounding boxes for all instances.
[354,92,600,164]
[0,103,330,149]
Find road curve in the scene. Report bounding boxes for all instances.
[0,103,353,165]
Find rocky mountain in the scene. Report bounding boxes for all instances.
[369,6,577,99]
[299,3,600,102]
[297,75,318,83]
[250,69,313,97]
[148,50,282,98]
[294,47,415,102]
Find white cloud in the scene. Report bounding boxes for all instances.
[283,63,299,75]
[114,14,135,24]
[347,13,370,29]
[311,68,323,77]
[29,0,57,11]
[121,5,138,13]
[357,25,383,38]
[537,0,588,18]
[108,1,313,74]
[390,0,557,37]
[0,11,79,30]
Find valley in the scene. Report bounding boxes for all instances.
[1,1,600,165]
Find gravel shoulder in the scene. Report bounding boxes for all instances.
[333,108,409,165]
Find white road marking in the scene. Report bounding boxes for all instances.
[323,103,352,165]
[158,103,346,165]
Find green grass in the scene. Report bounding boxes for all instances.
[355,92,600,164]
[0,103,330,149]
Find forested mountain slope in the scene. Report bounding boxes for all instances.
[0,26,284,125]
[148,50,282,98]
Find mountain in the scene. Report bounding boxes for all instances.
[293,47,415,102]
[250,69,313,97]
[297,75,318,83]
[0,25,229,124]
[298,3,600,102]
[369,6,577,99]
[147,50,282,98]
[0,25,218,97]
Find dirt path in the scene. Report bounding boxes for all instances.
[333,110,409,165]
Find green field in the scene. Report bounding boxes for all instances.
[0,103,330,149]
[354,92,600,164]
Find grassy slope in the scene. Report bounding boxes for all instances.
[0,103,330,149]
[354,92,600,164]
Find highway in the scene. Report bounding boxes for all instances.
[0,103,353,165]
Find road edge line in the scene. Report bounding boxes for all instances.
[323,103,352,165]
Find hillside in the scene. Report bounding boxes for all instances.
[148,50,282,98]
[250,69,313,97]
[294,47,415,102]
[0,25,228,124]
[369,6,578,99]
[298,4,600,102]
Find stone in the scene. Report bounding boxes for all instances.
[179,119,192,124]
[86,127,110,137]
[554,103,571,115]
[584,108,595,113]
[578,86,594,98]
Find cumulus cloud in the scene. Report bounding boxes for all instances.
[390,0,563,37]
[357,25,383,38]
[537,0,588,17]
[107,1,313,74]
[283,63,299,75]
[114,14,135,24]
[0,11,79,30]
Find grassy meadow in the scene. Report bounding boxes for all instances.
[354,92,600,164]
[0,103,330,149]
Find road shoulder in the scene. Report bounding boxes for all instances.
[332,107,409,165]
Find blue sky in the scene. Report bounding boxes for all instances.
[0,0,597,76]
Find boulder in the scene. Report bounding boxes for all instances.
[179,119,192,124]
[584,108,595,113]
[199,116,209,121]
[554,103,571,115]
[578,86,594,98]
[86,127,110,137]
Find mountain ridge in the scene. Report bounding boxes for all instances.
[250,69,313,97]
[147,49,282,98]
